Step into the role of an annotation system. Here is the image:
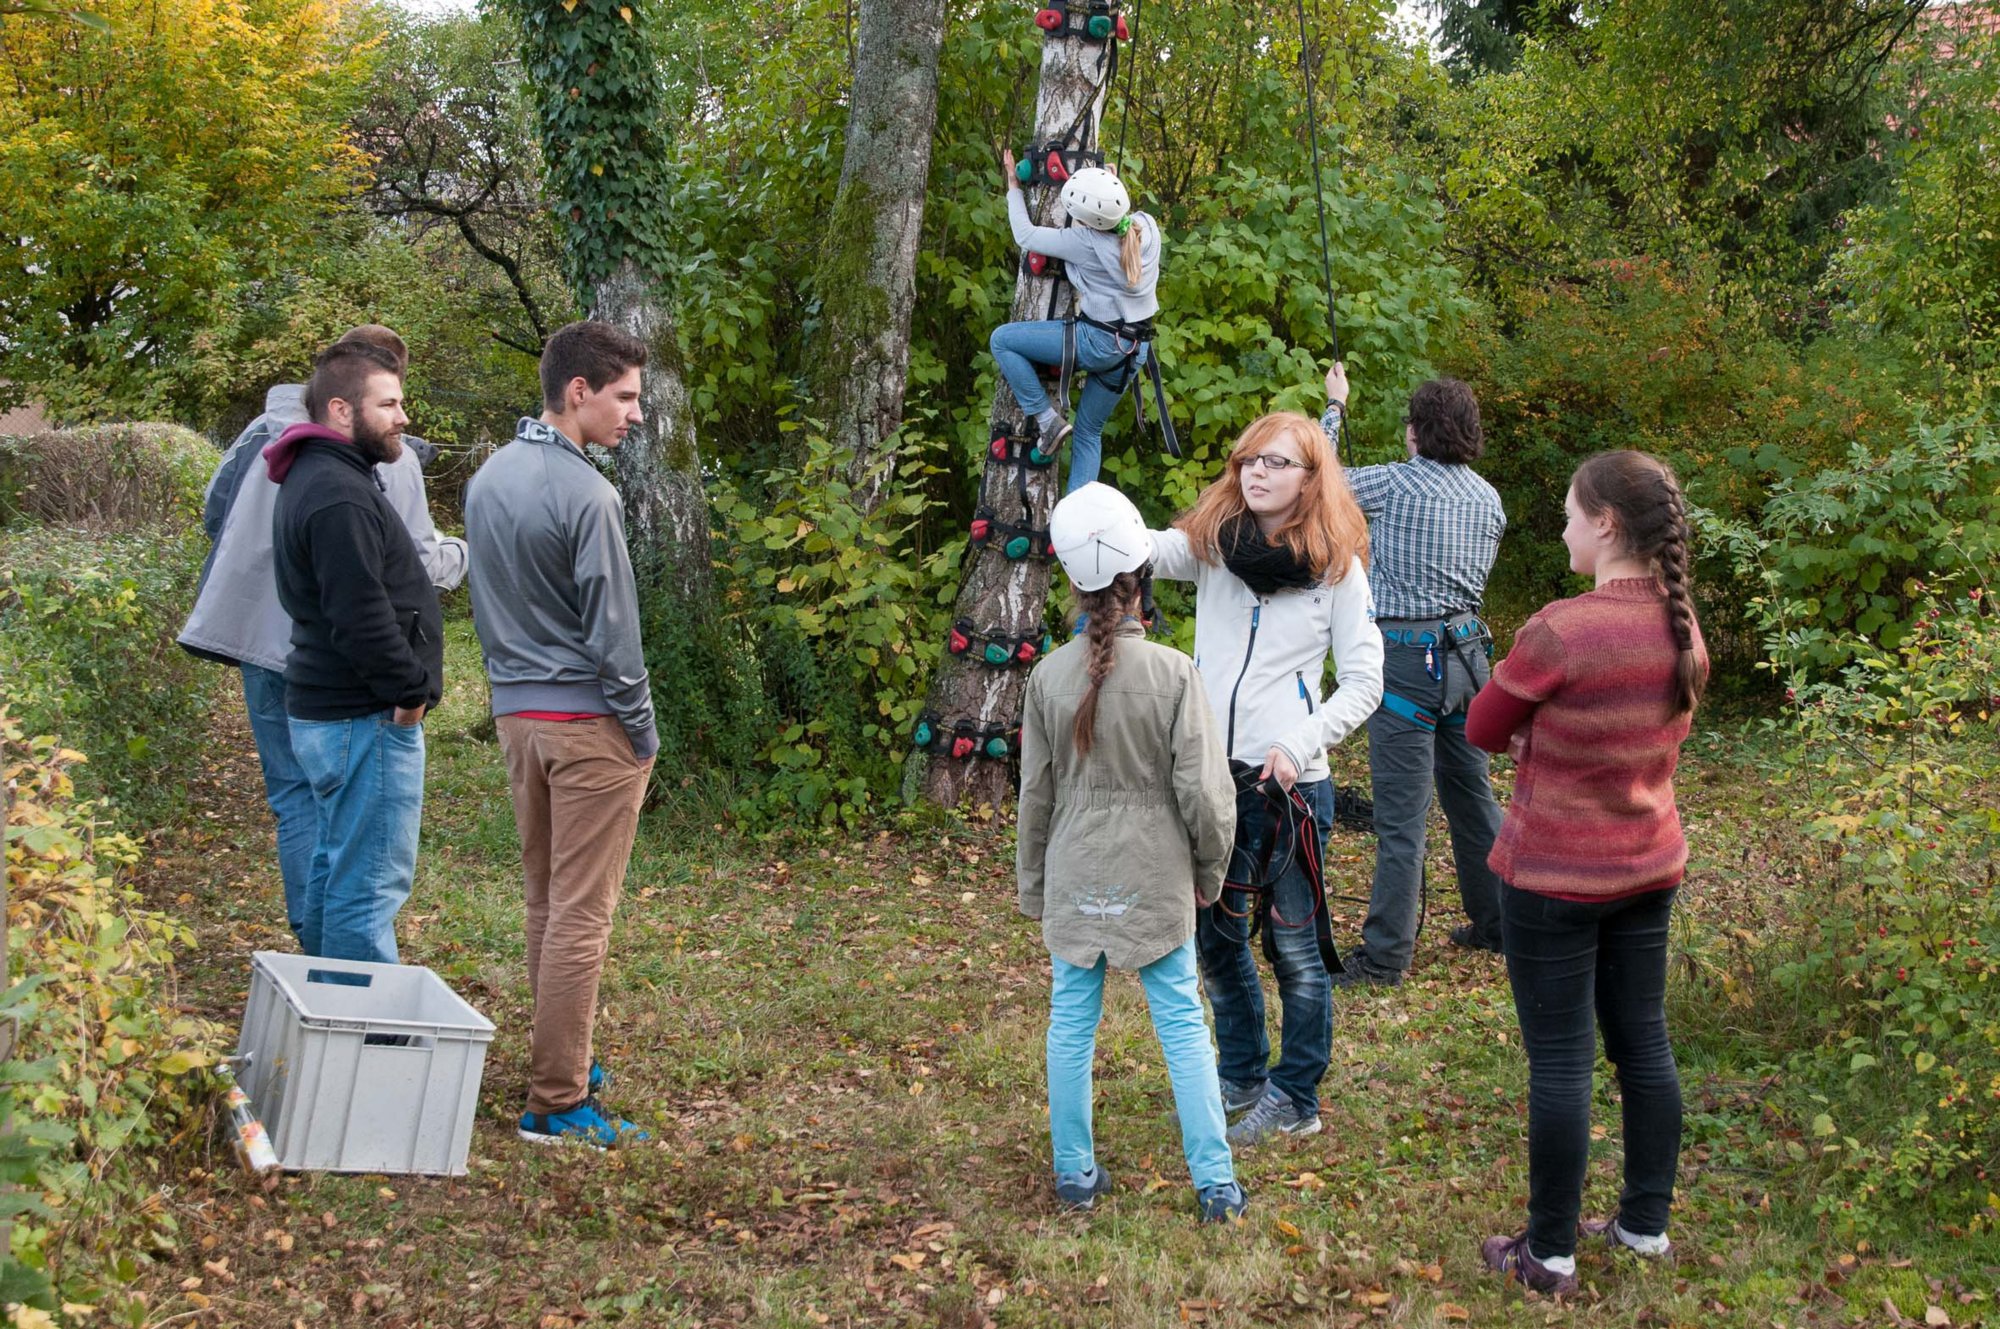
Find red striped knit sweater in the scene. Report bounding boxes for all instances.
[1465,579,1707,901]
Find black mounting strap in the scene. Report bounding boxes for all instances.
[969,507,1056,562]
[1034,1,1128,44]
[988,429,1057,469]
[948,618,1052,669]
[1014,141,1105,189]
[912,712,1022,761]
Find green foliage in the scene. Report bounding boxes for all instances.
[1743,578,2000,1240]
[1710,416,2000,672]
[3,719,223,1319]
[509,0,679,294]
[0,0,378,421]
[0,424,211,532]
[0,526,215,816]
[1825,16,2000,406]
[716,429,958,827]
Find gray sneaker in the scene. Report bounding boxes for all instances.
[1225,1089,1322,1147]
[1220,1077,1268,1115]
[1053,1165,1112,1212]
[1196,1180,1249,1223]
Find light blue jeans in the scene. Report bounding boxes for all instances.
[989,319,1145,493]
[1047,939,1234,1190]
[288,711,425,963]
[239,665,316,947]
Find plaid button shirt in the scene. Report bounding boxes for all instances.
[1321,402,1505,621]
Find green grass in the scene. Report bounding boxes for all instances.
[133,616,1999,1327]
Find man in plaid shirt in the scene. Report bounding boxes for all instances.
[1318,365,1508,986]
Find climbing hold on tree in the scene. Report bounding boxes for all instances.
[985,736,1011,759]
[1004,534,1032,560]
[952,736,976,759]
[913,720,933,748]
[1035,7,1063,30]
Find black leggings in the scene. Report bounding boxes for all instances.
[1501,882,1682,1257]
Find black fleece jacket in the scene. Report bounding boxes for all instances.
[271,435,444,719]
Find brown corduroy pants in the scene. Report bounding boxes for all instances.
[496,716,653,1115]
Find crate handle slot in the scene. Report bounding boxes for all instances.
[361,1032,435,1050]
[305,969,373,988]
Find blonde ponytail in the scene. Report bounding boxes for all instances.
[1120,218,1144,289]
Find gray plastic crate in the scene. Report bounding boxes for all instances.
[234,951,495,1176]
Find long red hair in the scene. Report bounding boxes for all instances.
[1174,412,1369,583]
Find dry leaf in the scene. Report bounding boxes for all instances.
[889,1252,927,1272]
[1925,1309,1951,1327]
[1439,1304,1471,1322]
[1274,1219,1301,1239]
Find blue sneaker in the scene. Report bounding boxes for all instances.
[588,1060,608,1095]
[1197,1181,1249,1223]
[1053,1165,1112,1212]
[518,1097,648,1148]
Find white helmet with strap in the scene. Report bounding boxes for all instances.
[1060,167,1131,232]
[1051,482,1153,591]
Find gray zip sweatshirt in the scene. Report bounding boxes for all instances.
[1007,189,1160,325]
[463,417,659,759]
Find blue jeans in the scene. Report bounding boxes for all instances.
[1502,883,1682,1257]
[988,319,1144,493]
[1195,778,1335,1114]
[239,665,316,947]
[1360,642,1506,970]
[288,711,426,963]
[1048,939,1234,1190]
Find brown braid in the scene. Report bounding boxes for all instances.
[1571,450,1708,716]
[1072,570,1145,756]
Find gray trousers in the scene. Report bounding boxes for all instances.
[1357,639,1506,972]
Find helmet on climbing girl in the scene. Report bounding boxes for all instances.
[1051,482,1153,591]
[1060,168,1130,232]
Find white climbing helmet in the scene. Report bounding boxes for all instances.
[1051,482,1153,592]
[1060,167,1131,232]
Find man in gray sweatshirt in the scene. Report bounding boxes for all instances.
[179,326,466,950]
[464,319,657,1148]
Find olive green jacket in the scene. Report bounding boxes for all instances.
[1016,621,1236,970]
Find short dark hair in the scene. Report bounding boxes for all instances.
[333,324,409,375]
[539,320,647,411]
[304,342,403,425]
[1406,377,1484,464]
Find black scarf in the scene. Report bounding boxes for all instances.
[1219,513,1320,596]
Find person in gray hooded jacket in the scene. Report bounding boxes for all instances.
[178,326,466,949]
[464,319,657,1149]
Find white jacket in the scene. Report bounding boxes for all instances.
[1149,528,1383,783]
[179,384,467,673]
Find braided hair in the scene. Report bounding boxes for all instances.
[1071,568,1148,756]
[1571,450,1707,716]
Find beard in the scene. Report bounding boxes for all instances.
[353,418,404,465]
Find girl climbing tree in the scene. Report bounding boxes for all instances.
[990,157,1162,494]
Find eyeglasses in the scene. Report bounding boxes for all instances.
[1241,453,1311,473]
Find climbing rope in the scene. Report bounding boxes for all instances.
[1295,0,1342,360]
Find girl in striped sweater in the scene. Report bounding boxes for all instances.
[1464,450,1708,1295]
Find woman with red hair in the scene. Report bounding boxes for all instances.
[1148,411,1383,1148]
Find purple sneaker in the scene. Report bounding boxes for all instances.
[1481,1232,1580,1296]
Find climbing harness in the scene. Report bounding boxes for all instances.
[948,619,1052,669]
[911,713,1020,762]
[1054,312,1181,459]
[1219,762,1345,975]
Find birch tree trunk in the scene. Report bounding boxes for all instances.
[812,0,947,512]
[911,27,1114,809]
[592,259,709,598]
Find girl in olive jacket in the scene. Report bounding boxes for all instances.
[1016,482,1244,1223]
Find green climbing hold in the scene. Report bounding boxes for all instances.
[1016,158,1035,183]
[984,642,1010,666]
[1087,13,1113,37]
[1004,535,1031,559]
[985,736,1011,759]
[913,721,932,748]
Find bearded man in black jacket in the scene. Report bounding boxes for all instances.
[267,341,443,963]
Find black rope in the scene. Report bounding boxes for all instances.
[1114,0,1141,167]
[1295,0,1342,361]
